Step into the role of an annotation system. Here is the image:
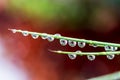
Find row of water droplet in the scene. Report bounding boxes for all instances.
[21,31,87,48]
[11,30,118,61]
[13,30,118,50]
[68,50,116,61]
[104,46,118,61]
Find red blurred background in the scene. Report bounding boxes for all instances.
[0,0,120,80]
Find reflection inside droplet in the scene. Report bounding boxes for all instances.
[87,55,96,61]
[22,31,29,36]
[60,39,67,46]
[106,54,115,60]
[31,33,39,39]
[68,53,77,60]
[41,33,48,40]
[104,46,118,51]
[68,40,76,47]
[78,42,86,48]
[47,36,54,42]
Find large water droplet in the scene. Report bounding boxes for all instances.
[68,53,77,60]
[60,39,67,46]
[22,31,29,36]
[106,54,115,60]
[87,55,96,61]
[104,46,118,51]
[104,46,111,51]
[41,33,48,40]
[78,42,86,48]
[68,40,76,47]
[111,46,118,51]
[47,36,54,42]
[31,33,39,39]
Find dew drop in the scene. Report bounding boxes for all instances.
[31,33,39,39]
[75,50,81,53]
[41,33,48,40]
[68,40,76,47]
[87,55,96,61]
[111,47,118,51]
[78,42,86,48]
[68,53,77,60]
[54,33,61,37]
[104,46,111,51]
[89,44,98,48]
[47,36,54,42]
[106,54,115,60]
[11,29,16,33]
[60,39,67,46]
[75,50,82,55]
[22,31,29,36]
[104,46,118,51]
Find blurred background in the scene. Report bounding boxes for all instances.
[0,0,120,80]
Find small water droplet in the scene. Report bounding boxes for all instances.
[89,44,98,48]
[68,53,77,60]
[75,50,82,55]
[54,33,61,37]
[75,50,81,53]
[78,42,86,48]
[60,39,67,46]
[106,54,115,60]
[22,31,29,36]
[47,36,54,42]
[31,33,39,39]
[87,55,95,61]
[11,29,16,33]
[104,46,118,51]
[41,33,48,39]
[68,40,76,47]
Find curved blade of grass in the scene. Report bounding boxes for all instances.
[88,71,120,80]
[49,49,120,56]
[8,29,120,48]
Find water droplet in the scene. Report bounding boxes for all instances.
[104,46,112,51]
[111,47,118,51]
[54,33,61,37]
[89,44,98,48]
[31,33,39,39]
[75,50,82,55]
[22,31,29,36]
[106,54,115,60]
[104,46,118,51]
[75,50,81,53]
[47,36,54,42]
[78,42,86,48]
[68,53,77,60]
[41,33,48,39]
[68,40,76,47]
[60,39,67,46]
[11,29,16,33]
[87,55,96,61]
